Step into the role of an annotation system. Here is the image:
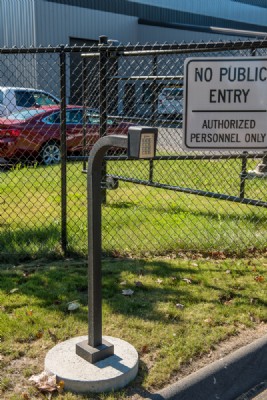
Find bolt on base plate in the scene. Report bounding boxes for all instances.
[76,338,114,364]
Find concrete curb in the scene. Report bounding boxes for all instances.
[144,334,267,400]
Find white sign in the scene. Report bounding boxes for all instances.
[183,57,267,150]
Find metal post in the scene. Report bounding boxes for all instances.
[151,55,158,120]
[76,135,128,364]
[82,57,89,172]
[148,160,154,183]
[60,48,67,255]
[251,47,256,57]
[240,152,248,199]
[99,35,108,203]
[148,55,158,183]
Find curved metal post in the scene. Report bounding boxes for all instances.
[76,135,127,364]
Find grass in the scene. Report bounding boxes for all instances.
[0,154,266,398]
[0,156,267,262]
[0,255,266,399]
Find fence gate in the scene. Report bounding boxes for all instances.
[0,38,267,261]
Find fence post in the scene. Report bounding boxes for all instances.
[149,55,158,183]
[240,152,248,199]
[99,35,108,203]
[82,56,89,172]
[60,47,67,255]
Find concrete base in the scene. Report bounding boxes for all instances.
[45,335,138,394]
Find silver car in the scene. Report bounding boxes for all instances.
[0,87,59,117]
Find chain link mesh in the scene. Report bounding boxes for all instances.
[0,40,267,261]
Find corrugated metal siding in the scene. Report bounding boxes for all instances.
[1,0,267,48]
[0,0,36,47]
[137,24,237,45]
[131,0,267,30]
[1,0,267,94]
[0,0,37,88]
[34,0,263,47]
[34,1,139,100]
[35,1,138,45]
[42,0,267,35]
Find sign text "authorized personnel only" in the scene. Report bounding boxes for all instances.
[183,57,267,150]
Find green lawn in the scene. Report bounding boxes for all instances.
[0,256,266,399]
[0,158,266,399]
[0,156,267,262]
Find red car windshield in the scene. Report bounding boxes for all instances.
[8,109,47,121]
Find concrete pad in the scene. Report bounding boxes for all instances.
[45,335,138,394]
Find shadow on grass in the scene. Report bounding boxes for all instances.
[0,256,264,325]
[0,256,265,396]
[156,203,267,225]
[0,224,61,263]
[107,202,133,209]
[0,258,186,323]
[107,199,267,227]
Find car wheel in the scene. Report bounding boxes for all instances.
[40,141,61,165]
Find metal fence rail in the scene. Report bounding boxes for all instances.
[0,37,267,261]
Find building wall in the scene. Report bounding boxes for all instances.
[136,24,237,44]
[1,0,266,110]
[35,0,138,46]
[33,0,267,47]
[0,0,37,88]
[0,0,36,47]
[1,0,266,49]
[131,0,267,30]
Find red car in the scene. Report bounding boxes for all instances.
[0,106,129,165]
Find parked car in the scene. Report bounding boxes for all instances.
[157,87,183,116]
[0,87,60,117]
[0,106,130,165]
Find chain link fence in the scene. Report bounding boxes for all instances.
[0,38,267,261]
